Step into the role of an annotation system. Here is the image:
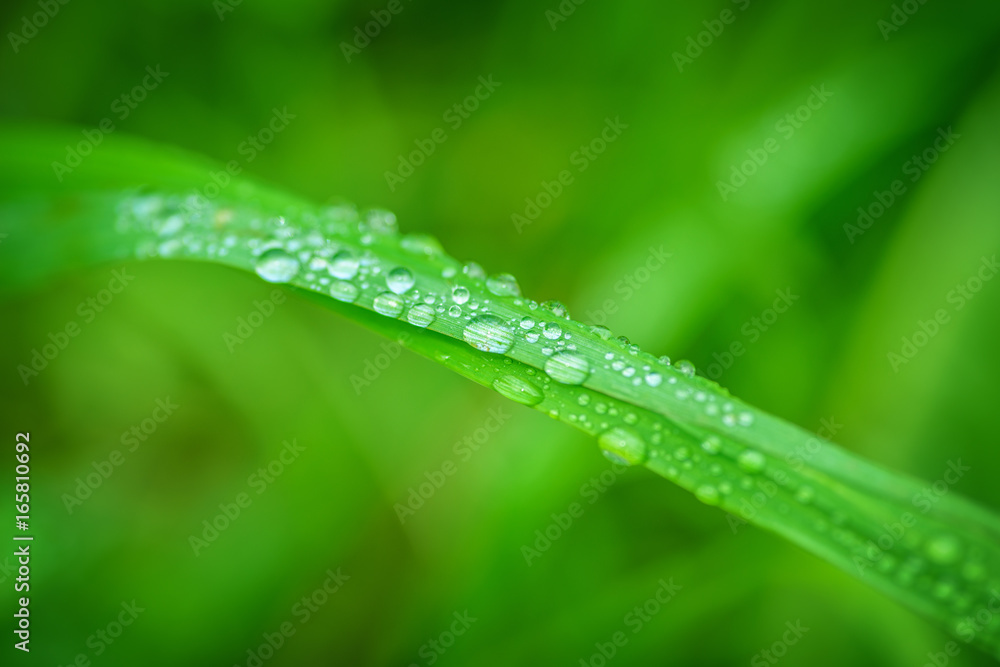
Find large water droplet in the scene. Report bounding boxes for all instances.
[255,248,299,283]
[452,286,470,305]
[541,300,570,319]
[544,351,590,385]
[737,449,766,473]
[373,292,404,317]
[542,322,562,340]
[328,250,360,279]
[407,304,436,328]
[329,280,358,303]
[675,360,696,377]
[486,273,521,297]
[597,427,648,466]
[463,315,515,353]
[926,535,961,565]
[695,484,721,506]
[386,266,415,294]
[492,375,544,406]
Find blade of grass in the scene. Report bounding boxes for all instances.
[2,125,998,657]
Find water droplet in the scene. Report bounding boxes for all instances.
[448,304,462,318]
[452,286,470,305]
[255,248,299,283]
[542,322,562,340]
[519,316,535,330]
[795,486,814,504]
[365,208,397,234]
[738,411,754,426]
[386,267,415,294]
[541,300,570,319]
[644,372,663,387]
[492,375,544,406]
[328,250,359,279]
[658,355,672,366]
[463,315,515,353]
[590,325,613,340]
[597,427,648,466]
[544,351,590,385]
[407,304,436,327]
[372,292,404,317]
[486,273,521,297]
[695,485,721,505]
[463,262,486,280]
[701,437,721,455]
[675,360,696,377]
[330,281,358,303]
[926,535,961,565]
[737,450,766,473]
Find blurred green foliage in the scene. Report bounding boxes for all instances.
[2,0,1000,665]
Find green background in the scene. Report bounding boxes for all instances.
[2,0,1000,665]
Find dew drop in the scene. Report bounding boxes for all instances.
[463,261,486,280]
[328,250,360,279]
[463,315,515,353]
[590,325,613,340]
[695,485,721,506]
[373,292,404,317]
[448,305,462,318]
[386,266,415,294]
[329,280,358,303]
[675,360,696,377]
[519,316,535,330]
[542,322,563,340]
[644,372,663,387]
[926,535,961,565]
[544,351,590,385]
[255,248,299,283]
[737,449,766,473]
[486,273,521,297]
[701,437,721,455]
[406,304,436,327]
[597,427,648,466]
[492,375,544,406]
[541,300,570,319]
[452,286,470,305]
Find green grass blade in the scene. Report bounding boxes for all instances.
[2,126,998,657]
